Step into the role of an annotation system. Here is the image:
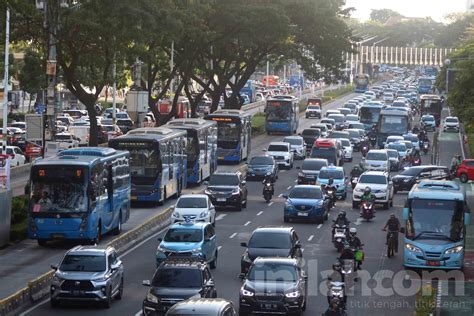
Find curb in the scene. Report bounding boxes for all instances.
[0,207,173,316]
[10,163,31,177]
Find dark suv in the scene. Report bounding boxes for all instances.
[239,258,307,315]
[204,172,248,211]
[246,155,279,181]
[240,227,303,274]
[142,257,217,315]
[392,165,450,193]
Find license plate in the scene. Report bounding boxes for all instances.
[263,304,277,310]
[427,261,440,267]
[218,156,224,160]
[217,198,226,202]
[131,196,137,201]
[72,290,83,296]
[51,234,64,239]
[298,212,309,216]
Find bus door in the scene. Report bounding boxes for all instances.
[93,163,114,231]
[160,142,170,200]
[198,130,207,181]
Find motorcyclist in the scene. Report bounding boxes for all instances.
[359,187,375,215]
[262,174,274,195]
[332,211,350,241]
[324,299,346,316]
[412,126,420,134]
[450,155,462,174]
[326,261,347,309]
[348,228,363,269]
[418,128,427,142]
[383,213,401,253]
[324,177,337,205]
[339,243,355,261]
[350,165,363,179]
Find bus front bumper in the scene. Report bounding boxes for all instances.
[404,247,464,269]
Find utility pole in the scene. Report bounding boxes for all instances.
[112,53,116,125]
[45,0,58,141]
[2,8,10,154]
[266,57,269,87]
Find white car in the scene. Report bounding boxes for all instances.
[443,116,460,132]
[283,136,305,160]
[172,194,216,225]
[305,104,322,118]
[339,138,353,162]
[385,135,404,147]
[264,142,293,169]
[352,171,394,209]
[55,132,80,150]
[364,91,377,100]
[362,149,390,172]
[310,123,329,137]
[5,146,26,166]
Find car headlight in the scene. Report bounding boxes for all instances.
[298,172,304,177]
[241,288,255,297]
[379,188,387,193]
[405,243,422,253]
[403,178,411,183]
[285,202,295,210]
[204,189,211,195]
[147,292,159,304]
[51,275,63,284]
[199,211,208,218]
[445,246,463,254]
[232,188,240,195]
[156,245,167,253]
[92,276,108,282]
[355,188,364,193]
[191,247,202,254]
[285,290,300,298]
[172,212,180,218]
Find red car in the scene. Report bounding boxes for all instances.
[456,159,474,183]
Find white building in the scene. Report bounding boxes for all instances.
[467,0,474,13]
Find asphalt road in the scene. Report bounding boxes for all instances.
[22,88,437,316]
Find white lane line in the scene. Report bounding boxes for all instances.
[268,201,274,206]
[354,218,363,226]
[286,186,292,190]
[215,214,227,221]
[294,179,298,183]
[244,221,251,226]
[218,246,223,251]
[229,233,237,239]
[18,299,49,316]
[281,170,286,173]
[278,194,283,198]
[317,224,323,229]
[308,235,314,241]
[257,211,263,216]
[135,311,143,316]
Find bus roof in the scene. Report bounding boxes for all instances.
[205,109,251,120]
[360,102,384,108]
[33,154,101,167]
[409,180,465,201]
[420,94,441,100]
[166,118,217,131]
[111,127,186,143]
[380,108,409,116]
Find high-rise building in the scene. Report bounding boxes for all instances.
[468,0,474,13]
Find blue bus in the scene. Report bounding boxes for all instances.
[109,127,187,202]
[354,74,369,93]
[418,77,434,94]
[358,102,384,130]
[28,147,131,245]
[205,110,251,163]
[165,118,217,184]
[264,96,299,135]
[403,180,471,269]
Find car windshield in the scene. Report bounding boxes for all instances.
[268,145,288,152]
[289,186,323,199]
[307,105,320,110]
[329,132,349,139]
[55,134,72,141]
[346,115,358,121]
[404,135,419,142]
[266,102,292,121]
[388,143,406,151]
[216,121,240,142]
[176,197,207,208]
[422,116,434,122]
[302,160,326,170]
[209,174,239,186]
[249,232,291,249]
[164,228,203,243]
[310,147,335,159]
[347,130,359,138]
[403,142,413,149]
[283,137,303,146]
[248,263,297,282]
[152,268,202,288]
[446,118,458,123]
[387,150,398,158]
[318,169,344,179]
[359,174,387,184]
[400,168,421,176]
[367,152,387,161]
[340,139,350,146]
[328,115,344,123]
[250,156,273,165]
[60,255,106,272]
[380,116,409,134]
[302,129,320,136]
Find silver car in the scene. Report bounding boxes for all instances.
[362,149,390,172]
[50,246,124,308]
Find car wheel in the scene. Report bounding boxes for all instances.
[103,287,112,308]
[342,193,347,200]
[460,173,468,183]
[236,203,242,212]
[116,278,124,300]
[37,239,47,247]
[92,224,102,245]
[243,196,247,208]
[284,216,290,223]
[383,202,390,210]
[390,199,394,207]
[352,201,359,209]
[210,250,217,269]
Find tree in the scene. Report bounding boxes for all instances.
[17,48,46,109]
[370,9,402,24]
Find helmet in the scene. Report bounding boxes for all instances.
[328,177,334,185]
[390,213,396,218]
[332,261,342,271]
[364,186,371,195]
[338,211,346,218]
[349,227,357,236]
[353,166,360,171]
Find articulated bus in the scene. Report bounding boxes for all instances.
[109,127,187,202]
[165,118,218,184]
[28,147,131,245]
[265,96,299,135]
[205,110,251,163]
[420,94,442,127]
[403,181,471,269]
[377,108,411,147]
[354,74,370,93]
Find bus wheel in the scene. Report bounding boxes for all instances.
[112,213,122,235]
[93,224,102,245]
[176,181,182,198]
[37,240,47,247]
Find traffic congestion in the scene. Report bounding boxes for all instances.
[12,67,471,316]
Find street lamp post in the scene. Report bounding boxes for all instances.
[2,8,10,154]
[444,58,451,95]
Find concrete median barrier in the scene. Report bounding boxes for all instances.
[0,206,173,316]
[10,163,31,178]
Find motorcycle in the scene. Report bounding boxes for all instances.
[369,135,377,147]
[350,176,358,189]
[322,185,337,208]
[332,224,348,252]
[361,145,369,158]
[263,182,274,203]
[412,156,422,166]
[327,281,346,310]
[360,201,375,221]
[422,141,430,154]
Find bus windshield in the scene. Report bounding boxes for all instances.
[128,147,160,177]
[379,116,408,134]
[407,199,463,242]
[421,99,441,115]
[359,107,381,124]
[419,78,432,87]
[30,166,87,213]
[266,102,292,121]
[216,121,240,142]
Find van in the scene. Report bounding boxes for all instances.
[310,138,343,166]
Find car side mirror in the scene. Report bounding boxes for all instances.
[157,237,163,242]
[205,279,215,287]
[241,180,246,185]
[282,194,288,199]
[50,264,58,270]
[296,166,301,169]
[238,273,246,280]
[142,280,151,287]
[111,262,120,271]
[295,243,301,248]
[262,149,267,152]
[240,242,247,247]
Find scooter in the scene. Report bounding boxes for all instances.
[360,201,375,221]
[412,156,422,166]
[327,281,346,310]
[369,136,377,147]
[322,185,337,208]
[361,145,369,157]
[263,182,273,203]
[332,224,348,252]
[350,176,358,189]
[422,141,430,154]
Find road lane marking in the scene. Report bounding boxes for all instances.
[281,170,286,173]
[308,235,314,241]
[278,194,283,198]
[268,201,274,206]
[294,180,298,183]
[229,233,237,239]
[244,221,251,226]
[257,211,263,216]
[215,214,227,221]
[287,186,292,190]
[317,224,323,229]
[218,246,222,251]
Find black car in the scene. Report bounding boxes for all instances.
[142,257,217,315]
[116,118,134,133]
[240,227,303,274]
[246,155,279,181]
[392,165,450,193]
[297,158,328,184]
[300,128,321,150]
[204,172,248,211]
[239,258,307,315]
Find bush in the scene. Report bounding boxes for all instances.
[252,112,266,135]
[11,195,28,225]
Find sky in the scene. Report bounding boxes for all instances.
[345,0,467,22]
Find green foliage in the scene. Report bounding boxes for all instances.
[11,195,28,225]
[369,8,402,24]
[251,112,266,136]
[414,284,436,315]
[17,49,46,95]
